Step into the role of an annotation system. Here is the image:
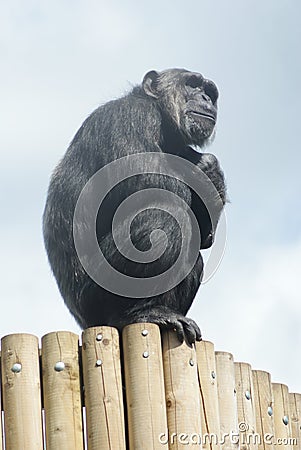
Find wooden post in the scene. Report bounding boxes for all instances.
[122,323,167,450]
[123,323,167,450]
[162,331,202,449]
[215,352,238,450]
[0,353,3,450]
[1,333,43,450]
[272,383,293,450]
[289,393,301,449]
[195,340,221,450]
[41,331,84,450]
[234,362,258,450]
[82,326,126,450]
[252,370,275,450]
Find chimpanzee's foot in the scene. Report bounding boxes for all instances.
[124,307,202,344]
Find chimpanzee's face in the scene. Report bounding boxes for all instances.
[142,68,219,146]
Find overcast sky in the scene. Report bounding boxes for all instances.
[1,1,300,392]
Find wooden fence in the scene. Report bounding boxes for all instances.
[0,324,300,450]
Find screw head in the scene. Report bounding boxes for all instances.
[268,406,273,416]
[96,359,103,367]
[211,371,216,379]
[283,416,289,425]
[54,361,65,372]
[143,351,149,358]
[141,329,149,336]
[245,390,251,400]
[11,363,22,373]
[189,359,195,366]
[96,333,103,341]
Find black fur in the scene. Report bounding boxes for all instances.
[43,68,226,344]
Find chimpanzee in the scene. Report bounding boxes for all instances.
[43,68,227,344]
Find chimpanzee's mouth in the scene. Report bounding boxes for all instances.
[189,111,216,122]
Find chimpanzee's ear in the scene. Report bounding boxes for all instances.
[142,70,160,98]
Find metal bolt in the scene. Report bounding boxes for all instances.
[268,406,273,416]
[211,371,216,379]
[141,329,149,336]
[283,416,289,426]
[96,359,103,367]
[54,361,65,372]
[96,333,103,341]
[245,390,251,400]
[11,363,22,373]
[143,351,149,358]
[189,359,195,366]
